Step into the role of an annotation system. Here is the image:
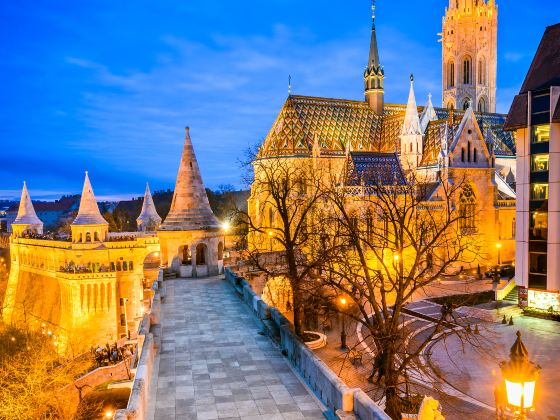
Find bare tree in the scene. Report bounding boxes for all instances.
[236,150,336,336]
[319,169,484,419]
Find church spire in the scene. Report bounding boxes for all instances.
[72,172,108,225]
[364,0,384,114]
[402,75,422,136]
[136,182,162,231]
[12,181,43,233]
[159,127,220,231]
[420,93,438,132]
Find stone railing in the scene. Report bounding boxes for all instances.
[114,270,162,420]
[495,277,517,301]
[224,268,390,420]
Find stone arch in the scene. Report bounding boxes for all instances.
[196,243,207,266]
[179,245,191,265]
[477,97,487,113]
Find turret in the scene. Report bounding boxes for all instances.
[136,182,162,232]
[399,75,424,170]
[11,182,43,236]
[364,0,384,114]
[71,172,108,243]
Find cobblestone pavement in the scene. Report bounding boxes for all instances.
[149,276,326,420]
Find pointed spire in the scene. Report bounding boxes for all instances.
[368,0,380,69]
[137,182,162,231]
[159,127,220,231]
[13,181,43,229]
[420,93,439,132]
[72,172,108,225]
[402,74,422,136]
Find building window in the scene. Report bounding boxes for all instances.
[463,57,471,84]
[530,183,549,201]
[530,211,548,241]
[512,217,516,238]
[478,98,486,112]
[463,99,470,110]
[531,125,550,144]
[196,243,207,265]
[448,61,455,87]
[531,154,549,172]
[467,141,472,162]
[477,58,486,84]
[461,148,465,162]
[529,253,547,275]
[123,261,128,271]
[473,148,477,162]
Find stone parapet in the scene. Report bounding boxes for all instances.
[224,268,390,420]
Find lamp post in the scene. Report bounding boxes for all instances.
[500,331,541,419]
[339,296,348,350]
[497,242,502,265]
[221,221,230,254]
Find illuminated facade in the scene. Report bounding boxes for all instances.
[2,127,223,352]
[441,0,498,113]
[505,23,560,301]
[249,3,516,269]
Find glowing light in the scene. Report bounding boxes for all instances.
[393,254,400,261]
[268,231,273,237]
[222,221,231,232]
[104,409,114,418]
[505,379,536,409]
[339,297,347,306]
[10,337,15,342]
[496,243,502,249]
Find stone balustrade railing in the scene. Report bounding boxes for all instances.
[224,268,390,420]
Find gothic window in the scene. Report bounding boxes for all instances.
[129,261,133,270]
[474,148,477,162]
[478,58,486,84]
[459,185,476,230]
[461,148,465,162]
[123,261,128,271]
[463,57,472,84]
[463,99,471,110]
[478,98,486,112]
[116,261,122,271]
[468,141,472,162]
[110,262,115,271]
[448,61,455,88]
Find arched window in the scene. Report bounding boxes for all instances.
[448,61,455,87]
[478,98,486,112]
[94,231,99,242]
[110,262,115,271]
[463,57,471,84]
[196,243,207,265]
[473,148,477,162]
[116,261,122,271]
[461,148,465,162]
[459,184,476,230]
[79,233,83,243]
[129,261,133,270]
[468,141,472,162]
[463,99,471,110]
[182,246,191,264]
[123,261,128,271]
[86,232,91,242]
[218,242,224,260]
[478,58,486,84]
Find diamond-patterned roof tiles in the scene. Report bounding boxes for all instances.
[259,95,516,165]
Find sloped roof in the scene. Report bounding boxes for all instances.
[72,172,108,226]
[13,182,43,227]
[346,152,406,187]
[259,95,515,165]
[137,183,162,225]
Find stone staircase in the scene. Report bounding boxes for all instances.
[503,285,519,304]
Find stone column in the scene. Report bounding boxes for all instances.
[547,122,560,291]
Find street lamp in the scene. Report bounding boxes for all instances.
[496,242,503,266]
[339,296,348,350]
[500,331,541,419]
[221,221,230,255]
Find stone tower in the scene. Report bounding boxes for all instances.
[136,182,162,232]
[441,0,497,113]
[71,172,109,243]
[364,1,384,114]
[11,182,43,236]
[158,127,224,277]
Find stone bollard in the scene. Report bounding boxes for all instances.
[502,315,507,324]
[509,316,514,326]
[474,324,480,334]
[466,324,472,333]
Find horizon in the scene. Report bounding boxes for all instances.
[1,0,558,200]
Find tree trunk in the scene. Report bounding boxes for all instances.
[292,283,303,336]
[381,346,402,420]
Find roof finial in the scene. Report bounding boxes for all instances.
[372,0,376,21]
[410,73,414,83]
[288,75,292,95]
[428,92,432,101]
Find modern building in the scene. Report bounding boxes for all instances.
[249,0,516,268]
[505,23,560,309]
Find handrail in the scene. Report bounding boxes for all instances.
[495,277,516,301]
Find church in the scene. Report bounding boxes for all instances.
[249,0,516,268]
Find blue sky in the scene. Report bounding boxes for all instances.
[0,1,558,200]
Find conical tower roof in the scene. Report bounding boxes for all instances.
[72,172,108,225]
[420,93,438,132]
[159,127,220,231]
[137,182,162,226]
[401,75,422,136]
[13,182,43,227]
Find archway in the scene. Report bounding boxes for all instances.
[195,243,207,266]
[143,251,161,287]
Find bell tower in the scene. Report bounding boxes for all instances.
[441,0,497,113]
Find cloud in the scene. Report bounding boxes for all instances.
[503,52,524,63]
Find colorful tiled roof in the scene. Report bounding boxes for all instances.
[259,95,515,164]
[346,152,406,187]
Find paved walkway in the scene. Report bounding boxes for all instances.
[148,276,326,420]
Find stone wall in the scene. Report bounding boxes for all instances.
[225,268,390,420]
[114,271,161,420]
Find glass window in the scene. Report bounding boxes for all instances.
[530,211,548,240]
[529,253,547,274]
[531,125,550,144]
[531,154,549,172]
[530,183,548,201]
